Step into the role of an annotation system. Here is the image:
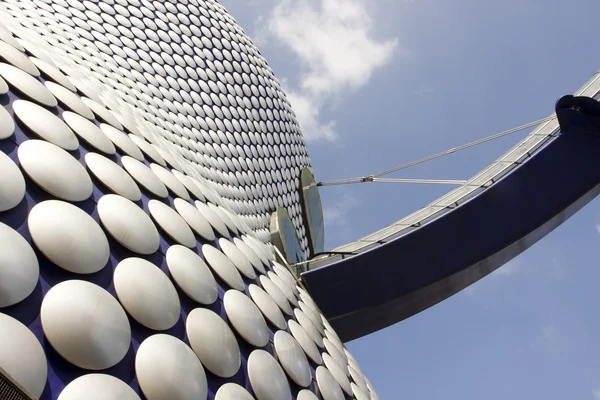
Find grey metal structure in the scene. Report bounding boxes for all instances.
[301,72,600,341]
[0,1,376,399]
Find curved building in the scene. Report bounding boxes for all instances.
[0,1,364,399]
[2,1,600,400]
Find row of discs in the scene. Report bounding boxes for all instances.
[0,1,378,400]
[0,0,313,257]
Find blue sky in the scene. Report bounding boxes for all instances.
[224,1,600,398]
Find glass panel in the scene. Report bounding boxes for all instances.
[270,208,304,265]
[333,241,368,253]
[398,206,443,226]
[361,224,405,243]
[433,185,478,208]
[494,120,557,163]
[576,71,600,96]
[306,256,339,271]
[469,161,513,186]
[502,143,533,163]
[530,119,559,137]
[299,168,325,255]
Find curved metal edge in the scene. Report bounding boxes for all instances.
[299,168,325,257]
[303,72,600,269]
[302,95,600,342]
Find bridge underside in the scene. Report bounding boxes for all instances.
[302,95,600,342]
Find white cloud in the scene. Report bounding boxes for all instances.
[491,259,521,277]
[532,322,568,355]
[541,323,558,344]
[261,0,398,141]
[415,85,436,97]
[460,259,521,297]
[286,90,337,141]
[323,195,359,227]
[596,224,600,234]
[593,387,600,400]
[461,285,477,296]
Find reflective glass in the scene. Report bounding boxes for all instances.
[270,208,304,265]
[299,169,324,255]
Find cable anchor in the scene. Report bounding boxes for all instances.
[360,175,375,183]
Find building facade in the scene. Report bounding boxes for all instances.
[0,1,365,399]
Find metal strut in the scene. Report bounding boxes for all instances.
[315,116,557,188]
